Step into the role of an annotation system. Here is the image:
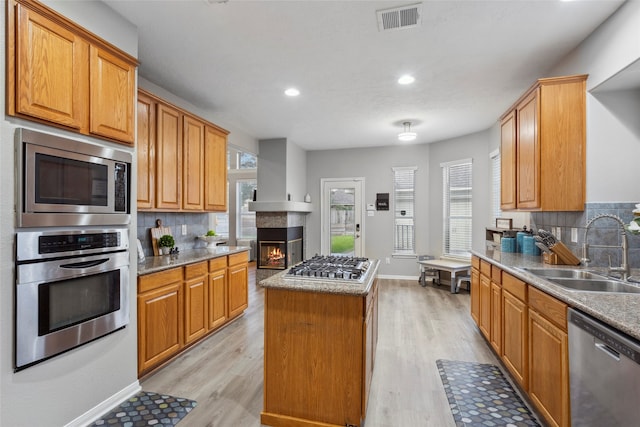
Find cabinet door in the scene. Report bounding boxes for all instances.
[138,281,183,374]
[183,116,206,211]
[184,274,208,344]
[516,89,541,209]
[470,268,480,324]
[204,126,228,211]
[228,263,248,318]
[363,290,375,414]
[479,274,491,339]
[156,103,182,210]
[502,290,528,389]
[500,111,517,210]
[490,281,502,355]
[137,92,156,209]
[89,46,135,144]
[529,309,570,427]
[208,268,228,330]
[15,4,88,130]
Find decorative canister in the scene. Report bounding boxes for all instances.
[516,231,528,253]
[522,235,541,256]
[501,237,516,253]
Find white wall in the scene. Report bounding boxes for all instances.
[285,140,308,202]
[257,138,287,201]
[1,2,140,426]
[549,0,640,202]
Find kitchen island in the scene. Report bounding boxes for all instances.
[259,257,380,427]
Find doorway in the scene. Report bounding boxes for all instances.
[321,178,365,257]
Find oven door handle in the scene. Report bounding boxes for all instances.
[59,259,109,269]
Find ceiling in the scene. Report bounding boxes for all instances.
[102,0,625,151]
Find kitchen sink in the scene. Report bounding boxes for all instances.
[520,268,607,280]
[519,267,640,293]
[549,278,640,294]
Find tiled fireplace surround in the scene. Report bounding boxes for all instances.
[529,202,640,269]
[255,211,307,283]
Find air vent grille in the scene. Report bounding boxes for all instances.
[377,3,422,32]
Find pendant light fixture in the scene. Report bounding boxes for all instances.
[398,121,417,141]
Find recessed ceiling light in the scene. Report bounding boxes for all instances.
[284,88,300,97]
[398,75,415,85]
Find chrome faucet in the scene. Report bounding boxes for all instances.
[581,214,630,281]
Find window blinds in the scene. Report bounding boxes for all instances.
[393,167,416,254]
[442,160,472,257]
[490,150,502,222]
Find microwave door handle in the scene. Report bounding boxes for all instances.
[59,259,109,269]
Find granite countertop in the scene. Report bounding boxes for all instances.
[472,249,640,341]
[258,259,380,297]
[137,246,250,276]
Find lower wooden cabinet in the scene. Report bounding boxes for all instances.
[137,251,249,377]
[138,268,184,374]
[470,268,480,323]
[490,281,502,354]
[528,287,570,427]
[479,274,492,339]
[228,252,249,319]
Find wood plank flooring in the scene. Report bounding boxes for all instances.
[141,267,500,426]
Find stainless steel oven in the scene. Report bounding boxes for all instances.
[15,228,130,370]
[16,128,131,227]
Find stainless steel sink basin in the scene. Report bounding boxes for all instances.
[521,268,607,280]
[519,267,640,293]
[549,278,640,294]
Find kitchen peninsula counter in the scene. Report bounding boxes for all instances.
[137,246,249,276]
[472,249,640,341]
[259,260,380,427]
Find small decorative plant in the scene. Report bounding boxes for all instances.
[158,234,175,248]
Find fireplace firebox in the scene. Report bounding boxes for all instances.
[257,227,303,270]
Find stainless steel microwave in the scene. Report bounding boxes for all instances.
[16,128,131,227]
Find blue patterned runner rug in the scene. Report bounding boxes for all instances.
[436,359,540,427]
[91,391,197,426]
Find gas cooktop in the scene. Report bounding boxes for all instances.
[286,255,370,282]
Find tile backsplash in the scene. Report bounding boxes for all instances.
[137,212,213,257]
[530,202,640,269]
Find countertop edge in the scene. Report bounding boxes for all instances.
[258,259,380,297]
[137,246,250,276]
[471,249,640,341]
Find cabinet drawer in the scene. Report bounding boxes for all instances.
[529,286,567,331]
[503,273,527,302]
[491,265,502,284]
[138,267,183,294]
[184,261,208,280]
[228,251,249,266]
[472,256,480,270]
[480,260,492,277]
[209,256,227,271]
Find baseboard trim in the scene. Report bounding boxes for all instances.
[64,381,141,427]
[377,274,419,280]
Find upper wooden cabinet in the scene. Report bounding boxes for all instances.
[137,89,229,212]
[500,75,587,211]
[7,0,137,145]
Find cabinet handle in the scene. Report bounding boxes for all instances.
[595,342,621,362]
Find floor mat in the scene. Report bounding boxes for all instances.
[436,359,540,427]
[91,391,197,426]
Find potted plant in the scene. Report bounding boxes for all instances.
[158,234,175,255]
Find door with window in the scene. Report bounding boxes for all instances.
[321,178,364,257]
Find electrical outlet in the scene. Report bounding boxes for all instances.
[181,224,187,235]
[571,227,578,243]
[385,257,390,264]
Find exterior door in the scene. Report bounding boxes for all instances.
[321,178,364,256]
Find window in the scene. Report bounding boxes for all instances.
[393,167,416,255]
[237,179,257,239]
[442,159,472,258]
[490,149,502,222]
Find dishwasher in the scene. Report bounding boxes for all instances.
[568,308,640,426]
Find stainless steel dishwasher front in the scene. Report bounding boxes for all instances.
[568,308,640,426]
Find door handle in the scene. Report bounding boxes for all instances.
[595,342,621,361]
[60,259,109,269]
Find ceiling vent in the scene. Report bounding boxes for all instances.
[376,3,422,32]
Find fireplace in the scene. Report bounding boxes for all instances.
[257,226,303,270]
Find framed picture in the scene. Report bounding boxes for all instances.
[496,218,513,229]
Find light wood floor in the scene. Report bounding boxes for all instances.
[141,267,500,426]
